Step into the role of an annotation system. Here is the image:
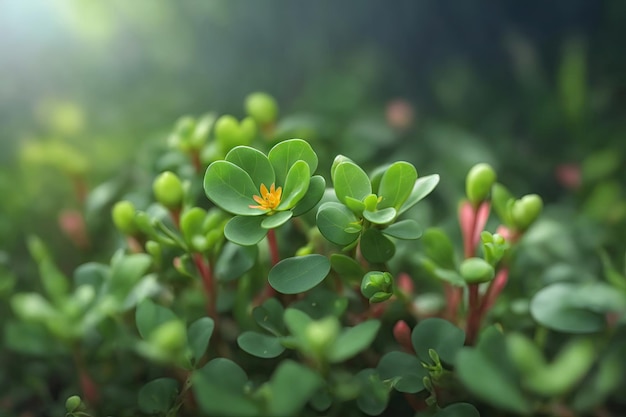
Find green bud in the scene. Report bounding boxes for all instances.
[145,240,161,261]
[466,163,497,205]
[149,320,187,354]
[361,271,394,303]
[305,316,340,353]
[245,92,279,125]
[511,194,543,230]
[460,257,495,284]
[153,171,184,209]
[174,116,196,137]
[65,395,82,412]
[215,115,257,151]
[112,201,137,235]
[191,235,209,252]
[189,113,216,149]
[363,194,379,211]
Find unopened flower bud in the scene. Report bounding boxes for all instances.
[245,92,279,125]
[466,163,496,205]
[153,171,184,209]
[65,395,83,412]
[361,271,394,303]
[511,194,543,230]
[149,320,187,354]
[112,201,137,235]
[460,257,495,284]
[306,316,340,353]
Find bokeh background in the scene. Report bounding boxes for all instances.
[2,0,626,268]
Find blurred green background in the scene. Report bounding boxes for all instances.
[1,0,626,262]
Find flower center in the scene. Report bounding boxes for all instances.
[249,183,282,211]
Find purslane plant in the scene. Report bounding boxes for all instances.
[6,93,626,417]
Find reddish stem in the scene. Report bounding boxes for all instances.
[267,228,280,266]
[193,253,217,320]
[190,150,202,174]
[478,268,509,319]
[73,347,99,406]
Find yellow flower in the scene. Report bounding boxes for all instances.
[249,183,282,211]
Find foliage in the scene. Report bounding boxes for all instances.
[3,91,626,417]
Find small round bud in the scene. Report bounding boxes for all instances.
[511,194,543,230]
[466,163,497,205]
[361,271,394,303]
[460,257,495,284]
[112,201,137,234]
[65,395,82,412]
[153,171,184,209]
[149,320,187,354]
[305,317,340,353]
[245,92,279,125]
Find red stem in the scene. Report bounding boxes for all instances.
[191,150,202,174]
[73,347,99,406]
[193,253,217,320]
[478,268,509,319]
[267,228,280,266]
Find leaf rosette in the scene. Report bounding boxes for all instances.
[204,139,325,246]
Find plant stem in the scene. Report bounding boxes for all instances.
[72,346,99,406]
[193,253,217,321]
[267,228,280,266]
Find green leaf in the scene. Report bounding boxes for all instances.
[252,298,286,336]
[292,175,326,217]
[333,161,372,204]
[4,320,66,356]
[360,228,395,263]
[491,183,514,226]
[411,318,465,365]
[138,378,179,414]
[328,320,380,363]
[268,254,330,294]
[267,360,323,416]
[268,139,318,185]
[283,308,314,346]
[433,403,480,417]
[237,331,285,358]
[378,161,418,209]
[187,317,214,363]
[224,216,267,246]
[225,146,275,190]
[398,174,440,215]
[73,262,108,288]
[422,228,456,269]
[530,283,608,333]
[277,160,310,210]
[457,347,531,414]
[356,369,389,416]
[330,253,365,283]
[180,207,207,244]
[316,202,360,246]
[291,287,348,319]
[135,299,177,339]
[204,160,264,216]
[261,210,293,229]
[377,351,427,393]
[109,253,152,300]
[215,242,258,282]
[363,207,397,225]
[193,359,258,417]
[382,219,422,240]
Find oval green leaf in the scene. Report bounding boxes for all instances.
[138,378,179,414]
[360,228,395,263]
[292,175,326,217]
[268,254,331,294]
[316,202,360,246]
[225,146,275,190]
[530,283,607,333]
[268,139,318,185]
[434,403,481,417]
[378,161,417,209]
[363,207,397,225]
[328,320,381,363]
[381,219,422,240]
[261,210,293,229]
[187,317,215,363]
[237,331,286,358]
[411,318,465,365]
[377,351,427,394]
[224,216,267,246]
[215,242,258,282]
[135,299,177,339]
[204,161,264,216]
[277,160,310,210]
[398,174,440,215]
[333,162,372,204]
